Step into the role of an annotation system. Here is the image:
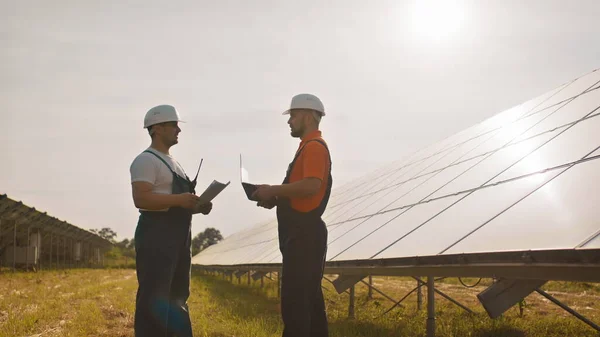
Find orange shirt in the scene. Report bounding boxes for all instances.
[288,130,331,212]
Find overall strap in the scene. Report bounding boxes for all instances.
[291,139,330,169]
[143,150,190,181]
[283,139,331,185]
[313,139,332,168]
[143,150,176,174]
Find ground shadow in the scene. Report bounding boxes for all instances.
[191,272,413,337]
[191,272,280,319]
[472,326,525,337]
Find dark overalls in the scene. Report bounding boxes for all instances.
[134,150,195,337]
[276,139,332,337]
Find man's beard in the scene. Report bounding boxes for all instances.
[290,126,303,138]
[163,134,178,146]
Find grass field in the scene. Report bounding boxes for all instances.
[1,268,599,337]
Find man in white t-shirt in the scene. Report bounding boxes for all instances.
[129,104,211,337]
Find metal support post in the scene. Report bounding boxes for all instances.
[39,230,43,271]
[368,275,373,300]
[417,277,423,311]
[58,236,61,269]
[26,227,31,271]
[69,238,73,268]
[261,275,264,288]
[427,277,436,337]
[248,270,251,285]
[13,221,17,272]
[416,277,473,314]
[0,219,3,271]
[349,285,356,319]
[277,272,281,298]
[359,279,399,305]
[70,239,73,268]
[56,236,59,269]
[536,289,600,332]
[56,235,59,268]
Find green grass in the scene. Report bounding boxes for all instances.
[0,269,136,337]
[1,270,599,337]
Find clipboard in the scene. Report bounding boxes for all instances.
[191,158,230,207]
[198,179,230,204]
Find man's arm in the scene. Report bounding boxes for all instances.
[132,181,199,210]
[253,179,320,208]
[254,141,328,202]
[269,178,322,198]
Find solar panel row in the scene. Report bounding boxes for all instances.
[192,69,600,268]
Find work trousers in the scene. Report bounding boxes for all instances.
[134,211,193,337]
[280,219,329,337]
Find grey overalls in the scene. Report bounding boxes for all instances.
[276,139,332,337]
[134,150,195,337]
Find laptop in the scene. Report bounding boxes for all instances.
[240,154,260,201]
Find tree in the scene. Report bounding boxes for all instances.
[116,238,130,249]
[127,238,135,250]
[192,227,223,256]
[105,246,122,260]
[115,238,136,264]
[91,227,118,243]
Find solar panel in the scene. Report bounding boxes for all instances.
[191,69,600,271]
[582,233,600,248]
[376,169,564,259]
[330,196,462,261]
[445,158,600,254]
[0,194,112,269]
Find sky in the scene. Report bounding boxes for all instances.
[1,0,599,241]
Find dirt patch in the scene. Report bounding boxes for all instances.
[101,304,133,337]
[24,326,63,337]
[0,310,8,325]
[101,305,128,320]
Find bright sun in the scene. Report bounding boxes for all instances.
[411,0,466,42]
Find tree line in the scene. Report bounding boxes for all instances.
[90,227,224,266]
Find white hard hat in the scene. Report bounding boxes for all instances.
[143,104,185,128]
[282,93,325,116]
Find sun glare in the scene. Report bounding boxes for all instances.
[411,0,466,42]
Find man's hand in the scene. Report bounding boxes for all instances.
[257,199,276,209]
[252,185,276,201]
[178,193,201,210]
[195,201,213,215]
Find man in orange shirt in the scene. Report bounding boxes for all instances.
[253,93,332,337]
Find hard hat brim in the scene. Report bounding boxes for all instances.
[143,119,186,129]
[282,109,325,116]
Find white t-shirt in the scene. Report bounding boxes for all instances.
[130,147,188,211]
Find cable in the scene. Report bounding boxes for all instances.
[458,277,482,288]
